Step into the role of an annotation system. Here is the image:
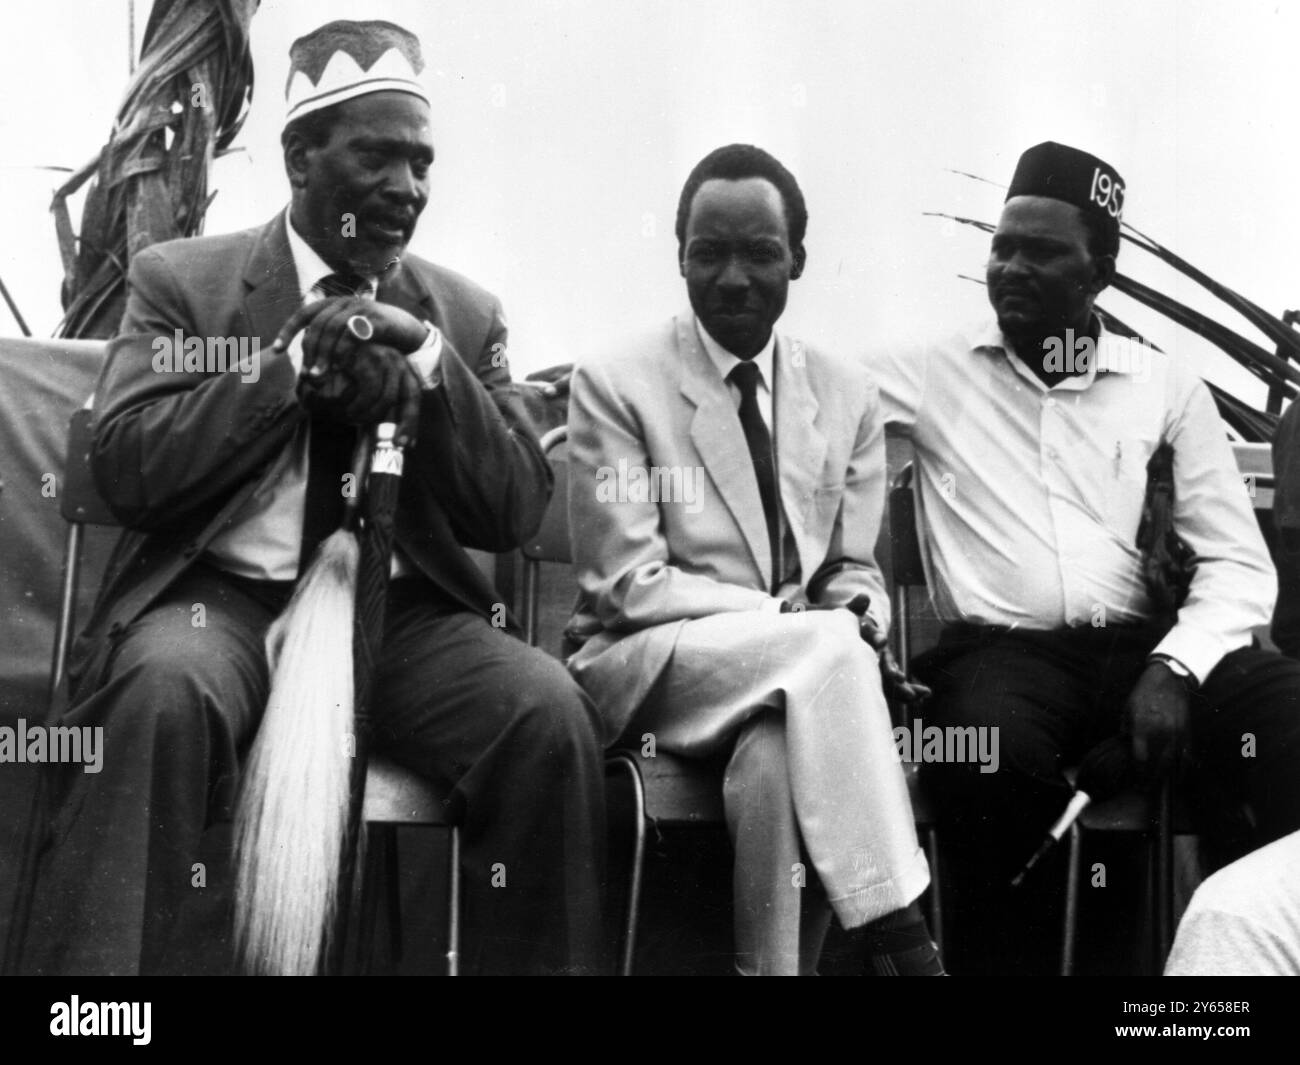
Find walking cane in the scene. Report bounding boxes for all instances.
[234,419,406,976]
[328,421,405,974]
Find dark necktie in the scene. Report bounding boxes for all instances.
[297,272,368,575]
[728,360,781,591]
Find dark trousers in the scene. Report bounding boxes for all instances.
[26,563,607,975]
[914,623,1300,975]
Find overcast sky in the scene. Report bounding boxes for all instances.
[3,0,1298,405]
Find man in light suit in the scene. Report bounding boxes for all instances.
[566,144,942,975]
[27,20,605,976]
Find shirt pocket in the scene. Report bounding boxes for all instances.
[1105,434,1160,542]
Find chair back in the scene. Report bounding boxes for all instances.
[889,463,926,586]
[521,427,571,646]
[49,410,120,703]
[888,463,924,675]
[521,427,571,564]
[61,409,119,527]
[5,410,120,975]
[1232,442,1274,510]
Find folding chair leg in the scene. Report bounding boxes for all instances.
[356,825,389,975]
[923,826,944,955]
[1137,823,1158,975]
[1060,822,1082,975]
[604,752,646,975]
[3,522,83,977]
[1155,780,1174,970]
[446,826,461,976]
[3,772,50,976]
[385,826,402,964]
[623,759,647,976]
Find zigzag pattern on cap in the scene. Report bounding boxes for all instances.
[286,19,424,92]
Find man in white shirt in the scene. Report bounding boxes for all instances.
[567,144,942,975]
[871,141,1300,974]
[28,20,605,976]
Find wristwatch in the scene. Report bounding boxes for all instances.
[1148,653,1198,691]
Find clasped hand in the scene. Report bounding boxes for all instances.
[1123,661,1192,783]
[274,296,426,447]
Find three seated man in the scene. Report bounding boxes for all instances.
[26,17,1300,976]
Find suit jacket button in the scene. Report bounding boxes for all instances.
[108,621,123,637]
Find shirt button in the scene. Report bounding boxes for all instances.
[1047,449,1060,461]
[1045,397,1057,408]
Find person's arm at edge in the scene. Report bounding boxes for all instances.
[1150,373,1276,683]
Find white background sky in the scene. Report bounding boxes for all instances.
[2,0,1298,406]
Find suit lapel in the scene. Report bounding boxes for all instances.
[677,314,774,588]
[774,334,827,570]
[243,213,303,348]
[376,256,437,321]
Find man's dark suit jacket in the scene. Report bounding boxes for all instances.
[70,211,550,700]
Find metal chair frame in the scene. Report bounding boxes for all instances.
[520,426,666,975]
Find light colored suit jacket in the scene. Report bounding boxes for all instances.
[566,311,890,739]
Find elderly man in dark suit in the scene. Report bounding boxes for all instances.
[28,19,605,976]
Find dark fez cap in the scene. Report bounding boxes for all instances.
[1006,141,1125,235]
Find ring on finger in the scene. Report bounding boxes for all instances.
[346,314,374,341]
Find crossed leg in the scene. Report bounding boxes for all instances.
[620,608,929,975]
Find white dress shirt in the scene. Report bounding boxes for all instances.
[206,209,441,580]
[696,318,801,605]
[870,319,1276,683]
[696,317,777,431]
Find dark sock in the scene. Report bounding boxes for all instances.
[858,901,946,976]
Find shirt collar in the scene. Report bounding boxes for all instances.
[284,207,378,300]
[973,317,1146,391]
[695,317,777,392]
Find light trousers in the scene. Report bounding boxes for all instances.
[619,608,930,975]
